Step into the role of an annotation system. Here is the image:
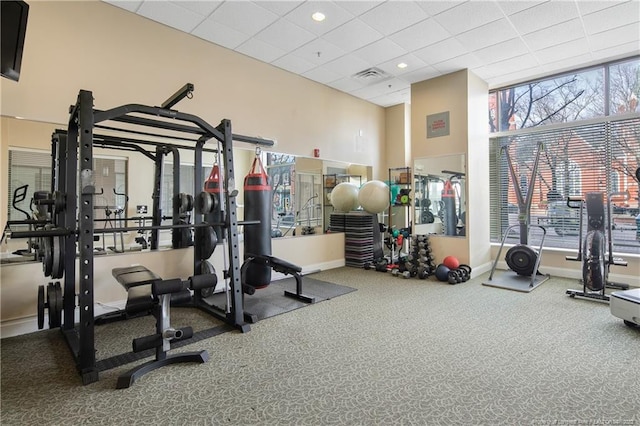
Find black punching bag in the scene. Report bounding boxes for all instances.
[243,156,272,288]
[204,164,223,242]
[442,180,457,236]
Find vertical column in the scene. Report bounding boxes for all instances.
[219,120,247,331]
[76,90,98,383]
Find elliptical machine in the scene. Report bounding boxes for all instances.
[483,142,550,292]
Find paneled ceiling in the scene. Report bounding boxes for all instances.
[103,0,640,107]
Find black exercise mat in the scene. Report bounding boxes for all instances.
[205,276,357,321]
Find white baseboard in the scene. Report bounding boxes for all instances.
[1,259,347,339]
[1,300,127,339]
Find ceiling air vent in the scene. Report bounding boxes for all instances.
[352,67,391,84]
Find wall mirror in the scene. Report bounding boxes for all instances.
[413,154,467,238]
[1,118,373,265]
[262,151,372,238]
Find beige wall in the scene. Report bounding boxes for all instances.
[1,1,385,166]
[411,70,473,265]
[384,103,410,176]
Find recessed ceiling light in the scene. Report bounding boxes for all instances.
[311,12,326,22]
[397,63,408,69]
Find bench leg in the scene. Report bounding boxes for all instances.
[284,273,316,304]
[116,351,209,389]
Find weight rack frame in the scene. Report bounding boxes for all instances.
[56,89,273,384]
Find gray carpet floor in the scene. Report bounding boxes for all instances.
[1,267,639,425]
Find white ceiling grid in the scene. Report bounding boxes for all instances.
[103,0,640,107]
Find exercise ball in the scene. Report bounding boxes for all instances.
[330,182,360,212]
[435,264,450,282]
[442,256,460,270]
[358,180,390,214]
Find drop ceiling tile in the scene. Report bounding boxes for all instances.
[359,1,429,36]
[376,54,428,77]
[137,1,206,32]
[303,66,344,85]
[272,54,317,75]
[171,1,222,17]
[473,37,531,66]
[455,18,519,51]
[508,1,579,35]
[576,1,622,15]
[254,19,317,52]
[255,1,304,17]
[192,18,251,49]
[412,38,469,65]
[325,76,367,92]
[432,53,482,74]
[541,53,594,74]
[283,1,355,36]
[589,24,640,52]
[322,19,384,52]
[236,38,287,64]
[534,38,591,64]
[290,38,346,65]
[417,1,465,17]
[352,38,408,66]
[207,1,279,36]
[350,78,408,100]
[322,54,373,76]
[399,65,441,84]
[431,1,505,35]
[480,53,540,78]
[486,65,546,88]
[102,1,142,13]
[336,1,383,17]
[522,18,585,51]
[581,1,640,35]
[591,40,640,61]
[389,18,451,53]
[496,1,546,16]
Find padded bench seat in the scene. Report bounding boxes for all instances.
[112,266,162,314]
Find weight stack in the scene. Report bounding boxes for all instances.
[204,164,224,242]
[243,157,272,288]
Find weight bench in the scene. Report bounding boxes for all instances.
[99,265,217,389]
[241,253,316,304]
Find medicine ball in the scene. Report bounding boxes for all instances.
[442,255,460,270]
[435,264,450,282]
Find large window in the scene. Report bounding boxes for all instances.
[489,57,640,255]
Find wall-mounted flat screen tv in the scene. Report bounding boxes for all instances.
[1,0,29,82]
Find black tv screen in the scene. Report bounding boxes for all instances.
[1,0,29,82]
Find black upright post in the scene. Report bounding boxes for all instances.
[193,139,205,273]
[170,147,181,248]
[76,90,99,384]
[57,132,76,331]
[219,119,248,331]
[150,147,164,250]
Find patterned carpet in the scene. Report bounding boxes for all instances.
[1,267,639,425]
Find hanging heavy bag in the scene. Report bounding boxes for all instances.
[243,156,272,289]
[442,180,457,236]
[204,164,223,242]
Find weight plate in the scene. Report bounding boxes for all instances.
[42,236,53,277]
[198,224,218,259]
[200,260,216,298]
[195,192,213,214]
[51,235,64,279]
[47,282,63,329]
[37,285,45,329]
